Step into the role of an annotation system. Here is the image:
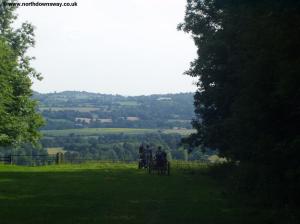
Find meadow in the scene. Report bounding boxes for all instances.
[0,163,275,224]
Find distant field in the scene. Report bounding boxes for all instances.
[116,101,139,106]
[42,128,196,137]
[42,128,156,136]
[161,129,196,135]
[47,147,66,155]
[0,163,272,224]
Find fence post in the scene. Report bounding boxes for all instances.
[56,153,59,164]
[56,152,64,165]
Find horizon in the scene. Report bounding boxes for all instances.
[34,89,194,97]
[16,0,198,95]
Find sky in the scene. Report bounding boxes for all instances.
[16,0,197,95]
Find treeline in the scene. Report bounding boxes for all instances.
[42,133,211,162]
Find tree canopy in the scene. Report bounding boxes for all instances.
[180,0,300,161]
[0,1,44,146]
[180,0,300,204]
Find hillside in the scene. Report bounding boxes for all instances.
[0,92,200,164]
[33,91,195,130]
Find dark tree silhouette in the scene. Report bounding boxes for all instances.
[179,0,300,205]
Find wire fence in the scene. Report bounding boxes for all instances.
[0,154,57,166]
[0,153,136,166]
[0,154,211,169]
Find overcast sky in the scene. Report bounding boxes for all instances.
[16,0,197,95]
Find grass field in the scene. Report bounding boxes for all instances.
[0,163,275,224]
[161,129,196,135]
[42,128,196,137]
[116,101,140,106]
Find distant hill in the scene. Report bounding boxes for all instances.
[33,91,195,130]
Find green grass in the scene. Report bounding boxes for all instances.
[0,163,273,224]
[161,129,196,135]
[42,128,196,137]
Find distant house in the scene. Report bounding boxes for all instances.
[75,117,92,123]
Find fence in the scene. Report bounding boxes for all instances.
[0,156,12,164]
[0,153,61,166]
[0,154,211,168]
[0,153,136,166]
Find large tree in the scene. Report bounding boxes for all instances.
[180,0,300,203]
[0,0,44,146]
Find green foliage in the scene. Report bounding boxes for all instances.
[41,133,205,161]
[0,1,44,146]
[180,0,300,205]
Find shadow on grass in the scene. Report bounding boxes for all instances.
[0,164,274,224]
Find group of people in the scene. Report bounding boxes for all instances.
[139,144,167,168]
